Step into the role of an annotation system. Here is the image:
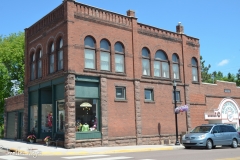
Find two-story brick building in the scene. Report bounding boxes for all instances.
[4,0,240,148]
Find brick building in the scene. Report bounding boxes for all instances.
[4,0,240,148]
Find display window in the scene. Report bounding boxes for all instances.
[30,105,38,133]
[56,100,65,132]
[75,99,98,132]
[41,104,53,133]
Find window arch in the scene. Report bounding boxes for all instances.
[191,57,198,81]
[114,42,124,73]
[100,39,111,71]
[30,52,36,80]
[57,38,63,70]
[37,49,42,78]
[49,42,55,73]
[142,47,150,76]
[154,50,169,78]
[172,53,180,79]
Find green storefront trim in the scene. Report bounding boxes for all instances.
[76,131,101,140]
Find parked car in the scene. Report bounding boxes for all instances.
[182,124,240,149]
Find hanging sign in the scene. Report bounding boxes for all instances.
[175,105,189,114]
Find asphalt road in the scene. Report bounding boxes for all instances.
[0,146,240,160]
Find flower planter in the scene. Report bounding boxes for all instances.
[30,140,34,143]
[46,141,50,146]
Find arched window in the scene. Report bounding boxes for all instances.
[84,36,95,69]
[154,50,169,78]
[142,47,150,76]
[100,39,110,71]
[37,49,42,78]
[31,52,36,80]
[49,42,55,73]
[191,57,198,81]
[172,53,179,79]
[57,38,63,70]
[114,42,124,73]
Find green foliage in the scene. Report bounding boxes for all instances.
[0,32,25,125]
[200,56,240,86]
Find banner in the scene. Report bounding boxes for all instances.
[175,105,188,114]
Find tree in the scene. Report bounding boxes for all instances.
[0,32,25,125]
[200,56,212,83]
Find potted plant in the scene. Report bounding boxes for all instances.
[44,136,51,146]
[27,135,36,143]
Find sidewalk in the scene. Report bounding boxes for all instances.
[0,139,184,156]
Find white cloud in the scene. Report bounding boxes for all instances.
[217,59,229,66]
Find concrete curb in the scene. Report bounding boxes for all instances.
[16,146,184,156]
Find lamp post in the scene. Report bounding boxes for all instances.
[173,80,180,145]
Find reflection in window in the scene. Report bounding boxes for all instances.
[38,50,42,78]
[58,38,63,70]
[49,42,55,73]
[116,87,126,99]
[191,57,198,81]
[31,53,36,80]
[144,89,153,101]
[75,99,98,132]
[172,91,180,102]
[115,42,124,72]
[154,50,169,78]
[84,36,95,69]
[100,39,110,71]
[142,47,150,76]
[56,100,65,132]
[30,105,38,133]
[172,53,179,79]
[41,104,53,133]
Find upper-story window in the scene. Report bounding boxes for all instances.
[191,57,198,82]
[100,39,110,71]
[142,47,150,76]
[84,36,95,69]
[57,38,63,70]
[154,50,169,78]
[172,53,180,79]
[30,52,36,80]
[37,49,42,78]
[114,42,124,73]
[49,42,55,74]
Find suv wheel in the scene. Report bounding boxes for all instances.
[206,139,212,149]
[231,139,238,148]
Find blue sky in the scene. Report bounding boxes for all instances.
[1,0,239,76]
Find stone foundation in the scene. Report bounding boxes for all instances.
[75,139,102,147]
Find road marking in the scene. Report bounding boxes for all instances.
[0,155,27,159]
[62,154,109,159]
[87,157,132,160]
[216,157,240,160]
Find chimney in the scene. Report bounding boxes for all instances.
[127,10,135,17]
[176,22,184,34]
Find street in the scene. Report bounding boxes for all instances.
[0,146,240,160]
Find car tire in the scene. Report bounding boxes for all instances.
[184,146,191,149]
[206,139,212,149]
[231,139,238,148]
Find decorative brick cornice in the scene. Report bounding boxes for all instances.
[138,30,182,43]
[74,13,132,32]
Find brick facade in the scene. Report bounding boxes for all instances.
[4,0,240,148]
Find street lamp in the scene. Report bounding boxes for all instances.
[173,80,180,145]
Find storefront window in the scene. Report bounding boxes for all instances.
[41,104,53,133]
[30,105,38,133]
[75,99,98,132]
[56,100,65,132]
